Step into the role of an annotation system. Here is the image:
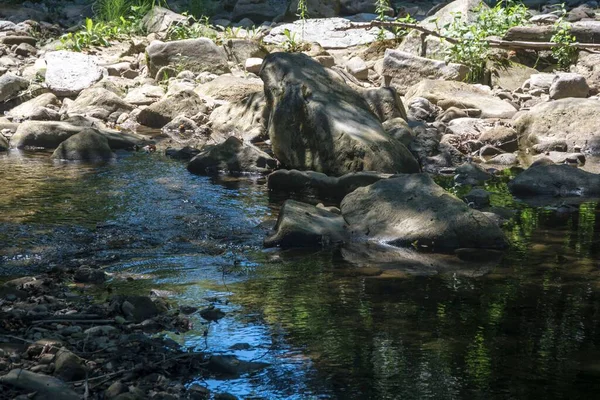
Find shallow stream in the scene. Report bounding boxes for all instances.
[1,150,600,399]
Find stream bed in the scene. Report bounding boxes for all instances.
[1,150,600,399]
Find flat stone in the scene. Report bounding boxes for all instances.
[45,51,104,96]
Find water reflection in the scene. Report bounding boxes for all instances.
[1,151,600,399]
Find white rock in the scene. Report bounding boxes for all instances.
[245,57,263,74]
[45,51,105,96]
[345,56,368,80]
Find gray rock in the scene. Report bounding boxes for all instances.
[260,52,419,175]
[207,355,268,376]
[66,88,134,121]
[15,42,36,56]
[485,153,518,165]
[245,57,263,74]
[345,56,368,80]
[232,0,288,22]
[509,164,600,196]
[360,86,408,122]
[146,39,230,78]
[267,169,390,201]
[571,51,600,93]
[524,73,555,93]
[264,200,347,248]
[549,73,589,99]
[341,173,507,250]
[187,136,276,175]
[289,0,341,18]
[0,73,28,102]
[406,80,518,119]
[490,62,538,92]
[6,92,60,120]
[263,17,393,49]
[515,98,600,155]
[124,84,165,106]
[0,369,79,400]
[223,39,268,64]
[465,188,491,208]
[138,89,207,128]
[0,134,7,151]
[0,36,36,46]
[51,129,115,161]
[142,6,187,33]
[74,267,107,283]
[383,50,469,94]
[196,75,263,102]
[382,117,413,146]
[45,51,104,96]
[407,97,440,121]
[54,349,87,381]
[11,120,145,150]
[479,124,518,152]
[340,0,379,14]
[209,91,267,142]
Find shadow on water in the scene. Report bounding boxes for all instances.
[1,150,600,398]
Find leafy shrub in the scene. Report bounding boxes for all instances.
[551,6,577,70]
[443,1,529,82]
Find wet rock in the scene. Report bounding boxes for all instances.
[146,39,230,78]
[207,355,268,376]
[199,306,225,322]
[268,169,390,201]
[406,80,517,119]
[214,394,238,400]
[515,98,600,155]
[54,348,87,381]
[137,90,207,128]
[549,73,589,99]
[0,73,28,102]
[264,200,348,248]
[187,136,276,175]
[508,164,600,197]
[74,266,107,283]
[105,381,127,399]
[66,88,134,121]
[0,369,79,400]
[260,52,419,175]
[45,51,104,96]
[51,129,115,161]
[382,50,468,94]
[341,174,507,251]
[165,146,201,160]
[118,295,160,322]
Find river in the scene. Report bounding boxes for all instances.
[1,149,600,399]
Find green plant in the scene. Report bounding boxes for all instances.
[376,0,390,40]
[443,1,529,82]
[297,0,308,40]
[282,28,303,52]
[165,13,216,40]
[60,18,114,51]
[223,26,242,39]
[189,0,216,18]
[392,13,417,39]
[551,5,577,70]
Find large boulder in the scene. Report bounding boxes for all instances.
[209,91,267,142]
[508,164,600,196]
[222,39,268,64]
[45,51,105,96]
[0,73,29,102]
[260,52,419,175]
[490,62,538,92]
[66,88,134,121]
[340,174,507,251]
[549,73,589,99]
[146,39,230,78]
[51,129,115,161]
[398,0,485,58]
[264,200,347,248]
[382,50,469,94]
[187,136,276,175]
[405,80,518,119]
[137,90,207,128]
[515,98,600,155]
[11,120,145,150]
[0,369,79,400]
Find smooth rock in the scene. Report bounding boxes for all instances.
[508,164,600,196]
[549,73,589,99]
[137,89,207,128]
[341,173,507,250]
[264,200,347,248]
[124,84,165,106]
[345,56,368,80]
[6,92,60,120]
[0,73,28,102]
[146,39,230,77]
[51,129,116,161]
[45,51,104,96]
[54,349,87,381]
[66,87,134,121]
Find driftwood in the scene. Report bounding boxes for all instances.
[335,21,600,51]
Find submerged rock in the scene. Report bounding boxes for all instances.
[508,164,600,197]
[264,200,347,248]
[187,136,276,175]
[51,129,115,161]
[341,174,507,251]
[260,52,419,176]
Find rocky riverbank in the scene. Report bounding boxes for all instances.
[2,0,600,397]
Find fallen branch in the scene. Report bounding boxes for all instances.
[336,21,600,51]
